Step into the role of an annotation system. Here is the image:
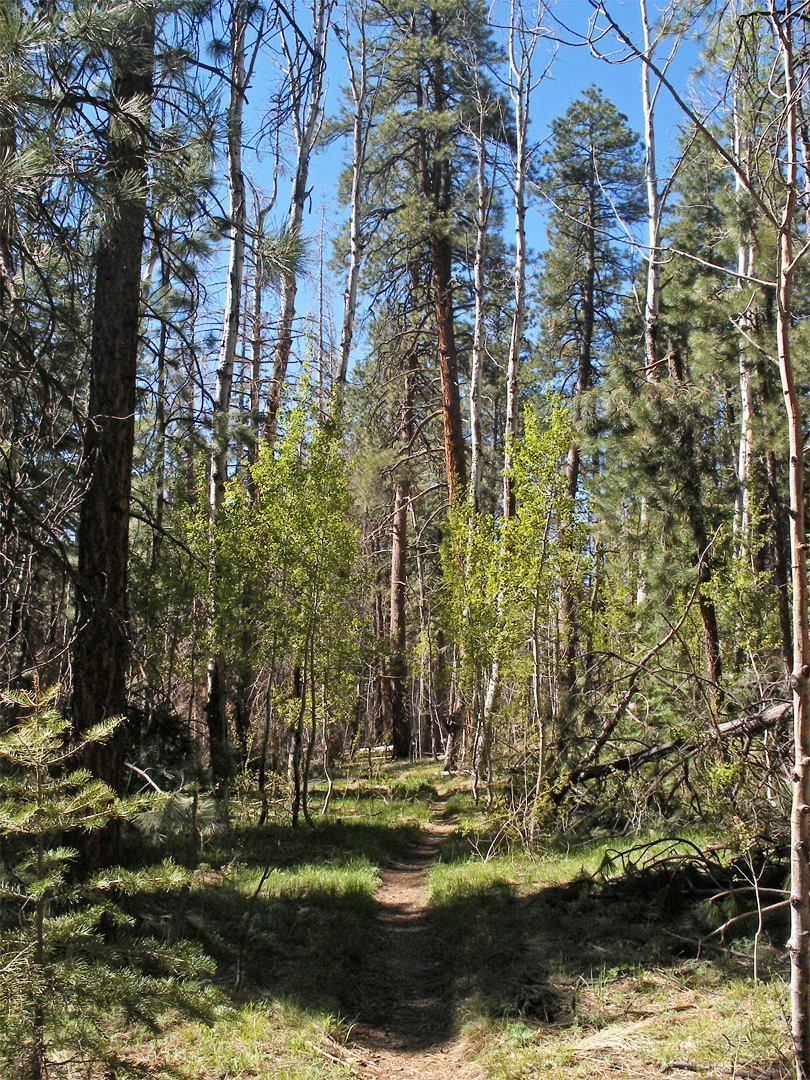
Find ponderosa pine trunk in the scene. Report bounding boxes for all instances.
[416,12,466,504]
[72,16,154,841]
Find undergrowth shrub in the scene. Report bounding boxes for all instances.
[0,682,214,1079]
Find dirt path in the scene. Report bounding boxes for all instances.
[340,802,485,1080]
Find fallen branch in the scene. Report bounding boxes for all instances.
[124,761,165,794]
[701,900,790,943]
[565,702,790,787]
[562,535,720,792]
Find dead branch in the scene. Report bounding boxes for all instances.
[565,702,791,788]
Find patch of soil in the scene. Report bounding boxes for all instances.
[341,800,485,1080]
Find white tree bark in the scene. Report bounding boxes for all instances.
[205,0,262,790]
[770,10,810,1072]
[209,0,248,522]
[479,1,546,782]
[502,0,543,521]
[732,90,755,550]
[639,0,661,380]
[335,1,378,405]
[469,76,494,514]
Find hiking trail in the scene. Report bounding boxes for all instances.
[337,797,485,1080]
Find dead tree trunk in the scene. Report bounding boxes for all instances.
[205,0,250,792]
[265,0,332,446]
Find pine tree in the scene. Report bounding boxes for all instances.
[534,86,644,705]
[0,682,209,1078]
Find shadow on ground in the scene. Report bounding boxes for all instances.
[125,822,790,1054]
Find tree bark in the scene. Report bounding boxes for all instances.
[432,234,467,504]
[469,96,489,514]
[771,11,810,1071]
[559,180,596,698]
[72,15,154,832]
[335,1,376,406]
[502,0,538,521]
[389,478,410,757]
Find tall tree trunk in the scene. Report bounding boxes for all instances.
[205,0,249,792]
[335,0,376,406]
[668,344,723,708]
[432,234,467,503]
[559,186,595,698]
[389,352,415,757]
[732,89,756,552]
[502,0,537,521]
[265,0,331,446]
[765,446,793,677]
[249,202,271,473]
[416,17,466,503]
[639,0,661,379]
[478,4,543,778]
[72,15,155,838]
[389,478,410,757]
[468,100,488,514]
[636,0,663,607]
[771,10,810,1073]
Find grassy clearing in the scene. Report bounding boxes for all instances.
[127,1000,353,1080]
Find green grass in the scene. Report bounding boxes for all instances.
[130,1000,352,1079]
[425,823,792,1080]
[47,761,793,1078]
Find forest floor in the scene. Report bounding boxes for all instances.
[115,762,794,1080]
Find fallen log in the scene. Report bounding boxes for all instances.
[562,701,791,789]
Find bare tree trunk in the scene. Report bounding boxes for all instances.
[389,478,410,757]
[502,0,539,520]
[636,0,677,605]
[468,102,488,514]
[765,446,793,677]
[432,234,467,503]
[480,3,544,777]
[335,0,379,405]
[732,89,756,551]
[466,36,502,514]
[639,0,661,379]
[265,0,332,446]
[559,190,595,698]
[72,16,155,844]
[771,10,810,1073]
